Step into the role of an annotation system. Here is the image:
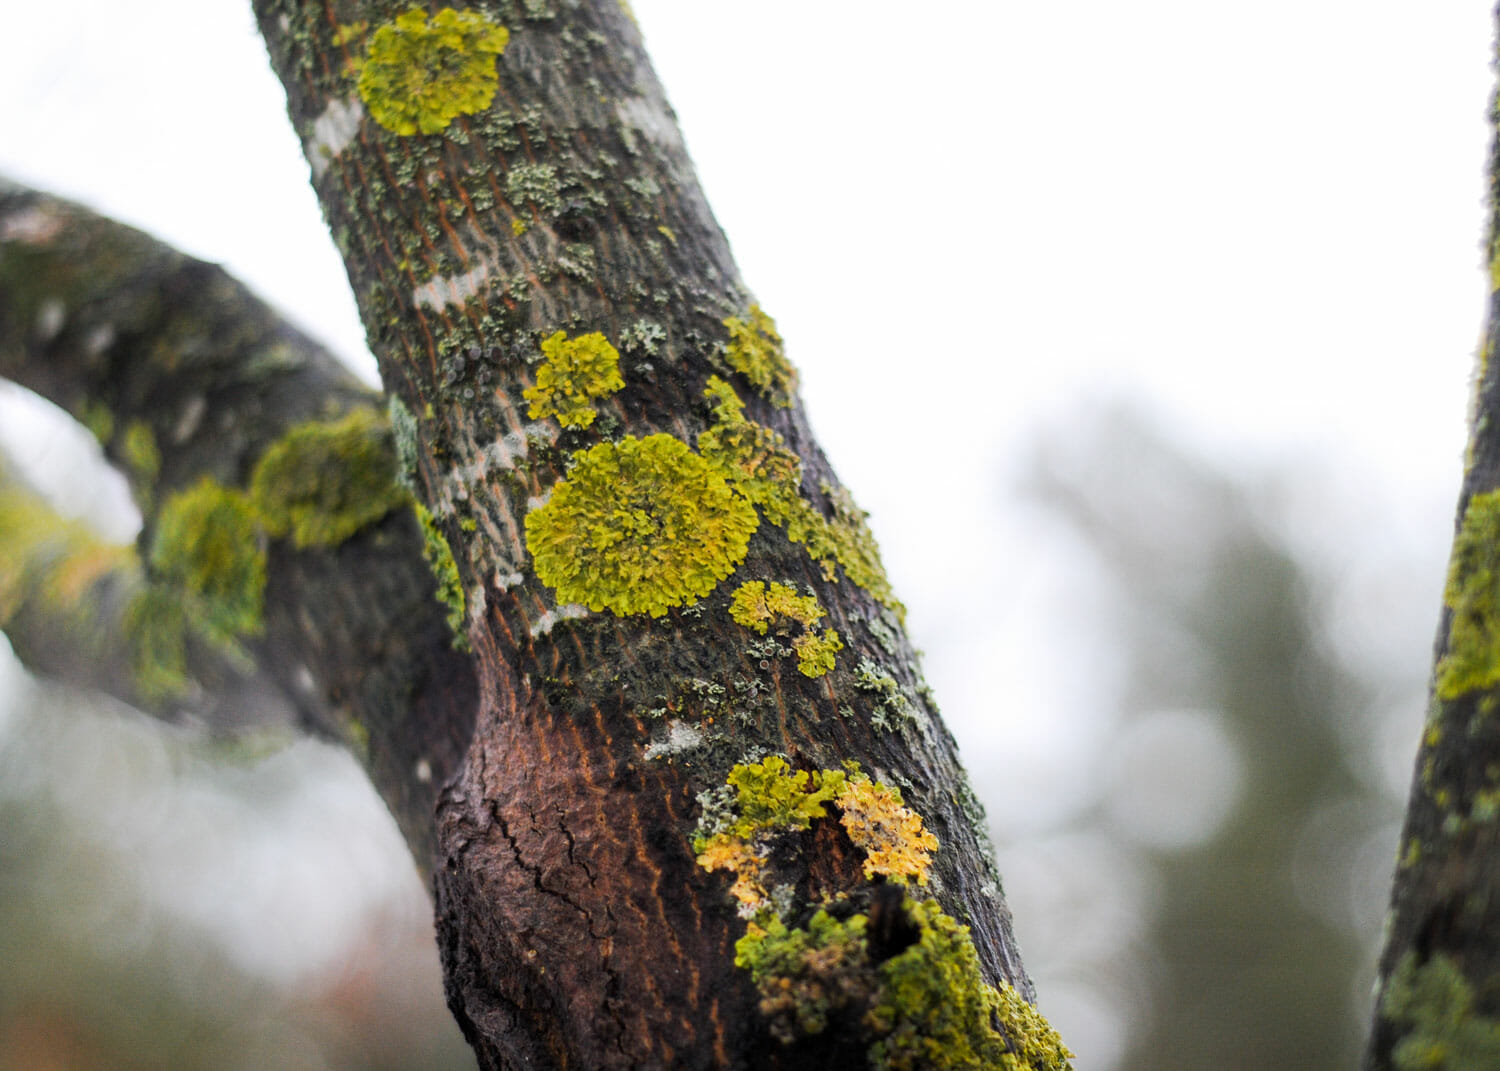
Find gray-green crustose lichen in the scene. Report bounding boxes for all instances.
[249,409,409,548]
[1437,488,1500,700]
[525,434,757,617]
[356,6,510,136]
[1381,951,1500,1070]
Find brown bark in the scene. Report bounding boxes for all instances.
[253,2,1032,1068]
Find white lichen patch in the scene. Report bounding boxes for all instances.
[491,569,523,592]
[529,602,588,638]
[644,720,705,761]
[0,204,63,244]
[434,422,557,516]
[306,96,366,180]
[412,262,492,310]
[615,95,685,154]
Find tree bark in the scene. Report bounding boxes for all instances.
[0,179,477,873]
[1365,7,1500,1066]
[249,2,1065,1068]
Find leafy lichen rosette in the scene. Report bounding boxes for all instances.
[356,6,510,136]
[525,434,758,617]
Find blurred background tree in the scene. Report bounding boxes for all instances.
[1009,406,1421,1069]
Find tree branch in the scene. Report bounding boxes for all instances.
[0,180,478,874]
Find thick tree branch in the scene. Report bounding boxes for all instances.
[0,181,478,872]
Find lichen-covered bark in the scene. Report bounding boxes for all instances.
[1365,8,1500,1066]
[0,181,476,871]
[252,3,1050,1068]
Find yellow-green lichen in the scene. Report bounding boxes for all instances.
[415,501,469,651]
[723,305,797,407]
[129,477,266,696]
[1436,489,1500,700]
[699,378,904,619]
[120,421,161,485]
[523,330,624,428]
[728,579,843,678]
[836,772,938,884]
[1381,951,1500,1070]
[150,478,265,646]
[356,6,510,136]
[525,434,757,617]
[698,759,1069,1069]
[868,899,1072,1071]
[0,480,135,633]
[693,758,935,914]
[249,409,409,548]
[77,400,113,446]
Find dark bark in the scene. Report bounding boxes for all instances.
[0,180,476,872]
[1365,7,1500,1066]
[250,2,1047,1069]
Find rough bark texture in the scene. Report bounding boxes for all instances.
[252,2,1039,1068]
[0,180,476,872]
[1365,8,1500,1066]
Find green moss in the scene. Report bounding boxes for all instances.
[120,421,161,486]
[1437,489,1500,700]
[132,478,266,696]
[869,899,1071,1071]
[356,6,510,136]
[523,330,624,428]
[150,478,264,645]
[123,584,193,700]
[735,910,873,1043]
[525,434,757,617]
[249,409,409,548]
[1381,952,1500,1070]
[723,305,797,407]
[414,501,469,651]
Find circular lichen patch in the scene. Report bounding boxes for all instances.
[525,434,758,617]
[356,6,510,136]
[524,330,624,428]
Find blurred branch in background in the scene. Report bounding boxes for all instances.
[0,646,473,1070]
[996,404,1430,1069]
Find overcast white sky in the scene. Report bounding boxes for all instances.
[1,2,1494,1064]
